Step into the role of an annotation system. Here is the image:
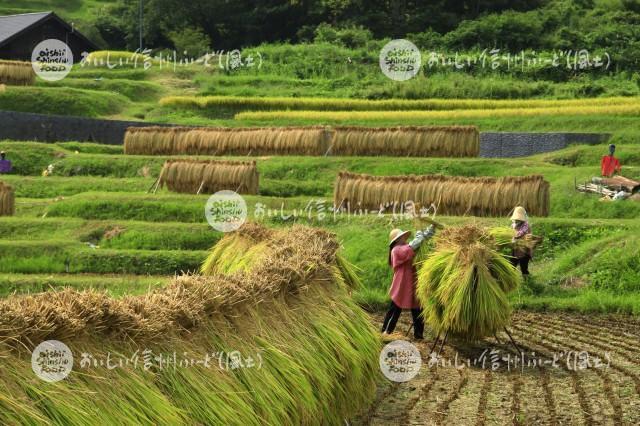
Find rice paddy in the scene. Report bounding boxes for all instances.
[159,94,640,112]
[0,60,35,86]
[158,159,259,194]
[235,102,640,122]
[333,172,550,217]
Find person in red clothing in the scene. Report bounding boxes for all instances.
[601,144,621,177]
[381,225,435,340]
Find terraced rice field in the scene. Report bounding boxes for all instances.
[362,312,640,425]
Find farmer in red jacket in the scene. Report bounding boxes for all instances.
[601,144,621,177]
[381,225,435,340]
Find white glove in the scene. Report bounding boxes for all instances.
[423,225,436,238]
[409,231,426,250]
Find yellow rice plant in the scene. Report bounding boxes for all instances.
[83,50,156,67]
[331,125,478,157]
[235,102,640,121]
[158,159,259,194]
[0,60,35,86]
[0,224,379,424]
[0,181,15,216]
[334,172,550,217]
[160,94,639,112]
[124,126,332,156]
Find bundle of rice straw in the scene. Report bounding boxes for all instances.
[0,181,15,216]
[0,224,378,424]
[124,126,332,156]
[158,159,259,194]
[416,225,521,340]
[0,60,35,85]
[489,227,544,257]
[334,172,550,217]
[330,125,479,157]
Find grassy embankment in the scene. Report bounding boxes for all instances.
[0,140,638,313]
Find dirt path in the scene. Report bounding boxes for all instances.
[358,311,640,425]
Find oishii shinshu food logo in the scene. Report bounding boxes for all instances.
[31,39,73,81]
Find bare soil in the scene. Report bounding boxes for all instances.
[358,311,640,425]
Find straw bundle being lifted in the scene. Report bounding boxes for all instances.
[0,60,35,85]
[158,159,259,194]
[0,224,379,424]
[330,126,479,157]
[417,225,521,340]
[334,172,550,217]
[124,126,333,156]
[0,181,15,216]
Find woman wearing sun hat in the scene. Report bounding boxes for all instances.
[381,225,435,340]
[510,206,532,275]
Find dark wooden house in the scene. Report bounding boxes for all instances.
[0,11,97,62]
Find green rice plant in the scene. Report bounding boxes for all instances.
[417,225,521,340]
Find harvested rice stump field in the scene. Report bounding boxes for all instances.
[363,312,640,425]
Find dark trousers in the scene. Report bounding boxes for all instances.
[510,255,530,275]
[381,301,425,339]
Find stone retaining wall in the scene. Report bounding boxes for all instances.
[0,111,611,156]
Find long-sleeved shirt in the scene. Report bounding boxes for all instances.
[0,159,11,173]
[601,155,621,177]
[389,244,420,309]
[513,221,530,239]
[512,221,533,259]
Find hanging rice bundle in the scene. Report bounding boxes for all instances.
[417,225,521,340]
[334,172,550,217]
[158,159,259,194]
[0,181,15,216]
[331,125,479,157]
[0,224,378,424]
[0,60,35,85]
[124,126,332,156]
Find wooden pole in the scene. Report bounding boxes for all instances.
[504,327,523,358]
[196,180,206,195]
